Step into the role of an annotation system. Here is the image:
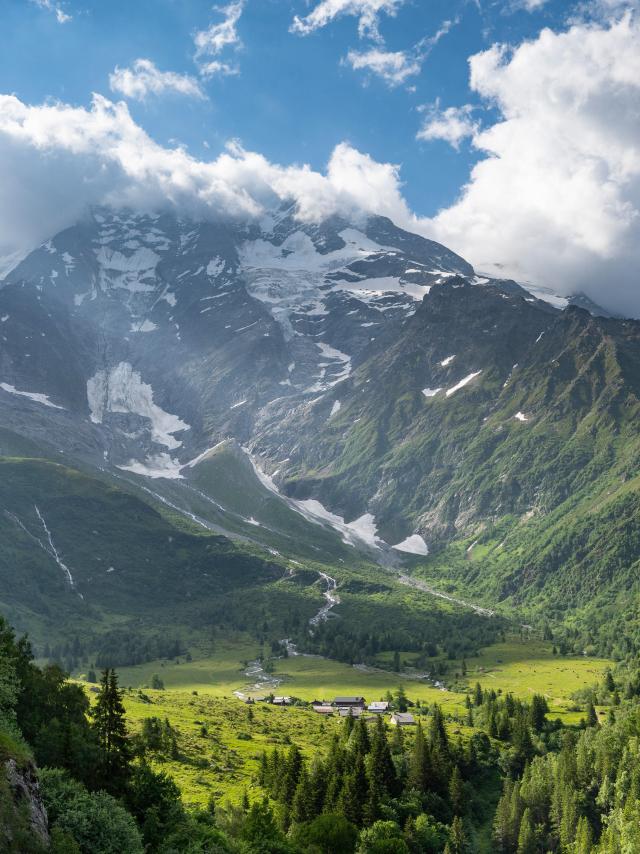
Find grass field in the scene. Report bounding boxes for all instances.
[108,635,609,716]
[376,637,609,719]
[76,633,612,810]
[121,689,343,808]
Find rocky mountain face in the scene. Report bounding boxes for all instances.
[1,204,638,586]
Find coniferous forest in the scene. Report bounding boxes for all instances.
[3,614,640,853]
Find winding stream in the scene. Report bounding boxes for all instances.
[236,570,339,696]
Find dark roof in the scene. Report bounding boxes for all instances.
[333,696,365,704]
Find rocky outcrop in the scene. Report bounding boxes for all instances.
[2,758,49,849]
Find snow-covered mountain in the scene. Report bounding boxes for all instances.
[0,204,618,554]
[0,206,470,473]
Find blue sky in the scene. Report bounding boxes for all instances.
[1,0,639,315]
[2,0,570,216]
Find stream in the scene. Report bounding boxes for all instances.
[235,570,339,697]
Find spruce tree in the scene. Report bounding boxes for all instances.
[408,721,430,793]
[448,816,468,854]
[351,717,371,757]
[574,816,593,854]
[516,808,536,854]
[449,766,465,816]
[92,667,131,793]
[291,767,315,824]
[369,715,398,797]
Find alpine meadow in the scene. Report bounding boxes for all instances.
[2,1,640,853]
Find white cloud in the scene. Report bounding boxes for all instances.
[0,93,417,263]
[417,102,479,149]
[194,1,244,76]
[344,48,421,86]
[512,0,549,10]
[344,17,458,87]
[31,0,71,23]
[291,0,406,41]
[3,13,640,318]
[109,59,205,101]
[429,13,640,316]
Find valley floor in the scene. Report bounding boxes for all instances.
[77,634,608,808]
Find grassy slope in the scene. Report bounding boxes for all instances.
[0,455,328,647]
[74,634,608,809]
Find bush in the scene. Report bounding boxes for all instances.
[40,769,143,854]
[291,813,358,853]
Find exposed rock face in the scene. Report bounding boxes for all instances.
[2,758,49,848]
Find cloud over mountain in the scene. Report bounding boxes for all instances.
[430,13,640,316]
[1,12,640,316]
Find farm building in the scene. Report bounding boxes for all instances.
[312,705,334,715]
[368,701,389,713]
[338,707,364,718]
[333,696,365,708]
[390,712,416,726]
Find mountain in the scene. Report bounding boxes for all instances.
[1,204,640,650]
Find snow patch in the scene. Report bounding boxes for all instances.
[0,383,64,409]
[118,453,184,479]
[131,320,158,333]
[440,355,456,367]
[514,411,529,422]
[94,246,160,293]
[329,400,341,418]
[86,362,189,449]
[206,256,225,277]
[446,371,482,397]
[392,534,429,556]
[241,447,383,550]
[422,387,442,398]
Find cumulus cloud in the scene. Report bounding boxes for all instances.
[345,17,457,87]
[109,59,205,101]
[344,48,421,86]
[417,102,479,149]
[343,18,458,88]
[430,13,640,316]
[31,0,71,24]
[3,12,640,317]
[291,0,406,41]
[0,93,416,263]
[194,1,244,77]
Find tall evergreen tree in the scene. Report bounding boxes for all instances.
[92,668,131,793]
[408,721,430,793]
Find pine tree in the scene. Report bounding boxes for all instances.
[586,702,598,728]
[291,767,315,824]
[516,808,536,854]
[408,721,430,793]
[92,668,131,793]
[448,816,468,854]
[369,715,398,797]
[529,695,548,733]
[282,743,303,802]
[574,816,593,854]
[449,766,465,816]
[351,717,371,757]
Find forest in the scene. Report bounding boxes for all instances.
[3,614,640,853]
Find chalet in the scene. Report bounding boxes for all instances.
[368,701,389,713]
[312,705,334,716]
[333,696,365,708]
[339,707,363,718]
[272,696,292,706]
[390,712,416,726]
